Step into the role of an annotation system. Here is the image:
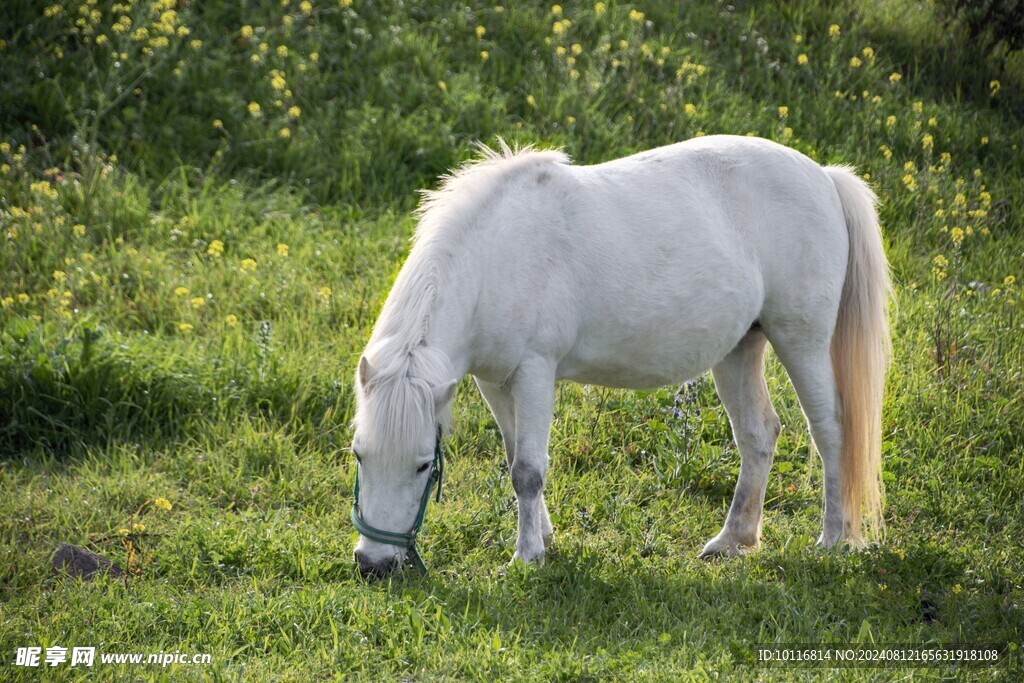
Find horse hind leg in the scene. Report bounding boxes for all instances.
[699,328,781,559]
[769,336,848,547]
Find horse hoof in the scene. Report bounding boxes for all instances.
[511,549,546,566]
[698,534,758,560]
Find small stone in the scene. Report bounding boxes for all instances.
[51,544,124,580]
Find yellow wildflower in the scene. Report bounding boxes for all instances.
[241,258,257,271]
[178,322,194,333]
[594,2,606,14]
[552,4,562,16]
[684,103,697,115]
[476,26,486,39]
[526,94,536,107]
[190,296,206,308]
[950,227,964,245]
[277,45,288,57]
[862,46,875,59]
[207,240,225,256]
[796,53,808,66]
[922,134,933,150]
[300,1,313,14]
[828,24,840,38]
[1005,275,1016,286]
[849,56,861,68]
[629,9,645,22]
[72,224,86,237]
[277,243,289,256]
[317,286,332,301]
[990,80,1000,96]
[153,497,173,510]
[133,523,146,533]
[889,72,902,84]
[225,314,239,326]
[279,127,291,139]
[174,286,189,297]
[777,105,788,119]
[248,101,262,117]
[480,50,489,61]
[213,119,224,129]
[31,181,58,200]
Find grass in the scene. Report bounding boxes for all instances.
[1,0,1022,680]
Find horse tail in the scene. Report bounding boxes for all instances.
[824,166,892,543]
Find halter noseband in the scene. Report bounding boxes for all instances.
[350,426,444,573]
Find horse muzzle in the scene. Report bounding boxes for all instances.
[354,549,400,579]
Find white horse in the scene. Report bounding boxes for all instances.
[350,135,891,577]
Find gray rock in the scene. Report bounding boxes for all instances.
[52,543,125,580]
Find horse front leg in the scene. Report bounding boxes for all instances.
[507,357,556,564]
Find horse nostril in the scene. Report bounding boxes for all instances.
[354,551,397,580]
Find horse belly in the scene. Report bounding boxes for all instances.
[558,285,759,390]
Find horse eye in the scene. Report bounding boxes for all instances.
[416,462,431,474]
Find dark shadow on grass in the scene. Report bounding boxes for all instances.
[862,18,1023,118]
[0,319,352,464]
[400,540,1023,672]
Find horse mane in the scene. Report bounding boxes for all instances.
[414,139,570,245]
[353,338,454,460]
[354,141,569,458]
[369,140,569,353]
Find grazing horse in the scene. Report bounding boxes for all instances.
[350,135,891,577]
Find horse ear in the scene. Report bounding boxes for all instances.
[358,356,377,388]
[432,380,457,411]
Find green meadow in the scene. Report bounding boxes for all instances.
[1,0,1022,680]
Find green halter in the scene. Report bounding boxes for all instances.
[350,426,444,574]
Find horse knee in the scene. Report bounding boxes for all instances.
[766,409,781,442]
[510,459,544,499]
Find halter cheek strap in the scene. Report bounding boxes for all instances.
[350,426,444,574]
